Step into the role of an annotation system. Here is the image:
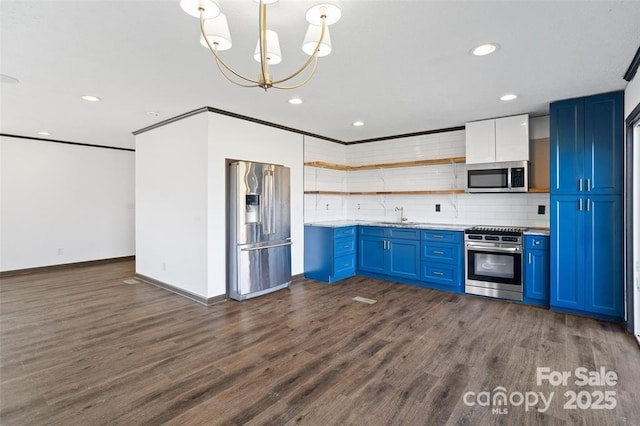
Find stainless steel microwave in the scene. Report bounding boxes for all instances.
[466,161,529,193]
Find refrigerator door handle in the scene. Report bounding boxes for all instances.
[240,241,293,251]
[262,169,275,235]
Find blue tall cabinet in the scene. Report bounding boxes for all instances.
[550,91,624,320]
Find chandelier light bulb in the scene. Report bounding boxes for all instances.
[254,30,282,65]
[200,13,232,51]
[306,2,342,26]
[302,24,332,57]
[180,0,220,19]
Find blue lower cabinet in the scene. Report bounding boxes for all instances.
[358,235,387,274]
[421,262,458,288]
[419,230,463,292]
[388,239,421,280]
[524,236,550,306]
[358,226,420,280]
[551,195,624,320]
[304,225,356,283]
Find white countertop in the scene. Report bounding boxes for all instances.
[305,220,550,236]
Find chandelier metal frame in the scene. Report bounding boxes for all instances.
[182,0,341,91]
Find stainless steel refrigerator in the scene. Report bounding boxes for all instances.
[228,160,292,301]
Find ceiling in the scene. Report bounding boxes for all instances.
[1,0,639,150]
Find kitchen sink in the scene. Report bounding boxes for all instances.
[377,221,421,227]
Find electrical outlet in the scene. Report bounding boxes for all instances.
[435,204,441,212]
[162,262,166,271]
[538,205,546,215]
[57,248,63,255]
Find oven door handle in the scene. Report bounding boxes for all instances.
[466,243,519,253]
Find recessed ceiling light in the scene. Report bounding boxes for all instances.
[500,93,518,101]
[37,131,51,136]
[146,111,160,117]
[81,95,101,102]
[353,121,365,127]
[288,98,303,105]
[0,74,19,84]
[471,43,498,56]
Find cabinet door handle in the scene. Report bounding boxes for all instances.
[433,271,444,276]
[586,198,591,212]
[343,263,351,267]
[432,235,444,239]
[586,178,591,192]
[578,178,583,192]
[579,198,583,211]
[343,244,350,248]
[433,250,444,255]
[528,253,532,264]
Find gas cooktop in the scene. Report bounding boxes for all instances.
[465,225,528,236]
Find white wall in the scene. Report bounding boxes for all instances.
[304,128,550,228]
[531,115,550,139]
[625,75,640,119]
[626,73,640,336]
[135,112,304,300]
[207,113,304,298]
[0,136,135,271]
[135,113,209,298]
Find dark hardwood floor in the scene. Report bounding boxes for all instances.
[1,260,639,425]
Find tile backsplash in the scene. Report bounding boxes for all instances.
[303,132,550,228]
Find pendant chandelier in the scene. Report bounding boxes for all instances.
[180,0,342,91]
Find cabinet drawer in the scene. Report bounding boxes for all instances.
[421,242,459,264]
[388,228,421,240]
[334,254,356,278]
[334,236,356,256]
[334,226,356,237]
[421,262,459,287]
[360,226,386,237]
[525,235,549,250]
[421,230,462,243]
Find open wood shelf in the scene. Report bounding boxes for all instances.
[304,190,465,195]
[304,156,466,171]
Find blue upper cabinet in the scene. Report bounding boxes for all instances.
[550,91,623,196]
[584,93,624,195]
[550,98,584,195]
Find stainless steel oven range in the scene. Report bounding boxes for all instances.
[464,225,528,301]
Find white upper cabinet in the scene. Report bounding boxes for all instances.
[465,114,529,164]
[495,114,529,162]
[465,119,496,164]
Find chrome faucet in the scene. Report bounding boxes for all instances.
[395,206,408,222]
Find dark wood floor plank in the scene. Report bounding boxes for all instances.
[2,260,639,425]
